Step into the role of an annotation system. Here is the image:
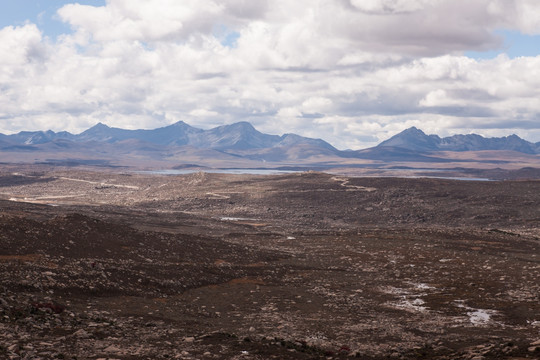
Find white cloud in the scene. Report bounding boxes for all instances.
[58,0,224,43]
[512,0,540,35]
[302,97,333,113]
[349,0,438,14]
[189,109,219,117]
[277,107,302,118]
[0,0,540,148]
[0,24,46,70]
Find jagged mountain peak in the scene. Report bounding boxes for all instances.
[193,122,279,150]
[168,120,194,129]
[378,127,440,151]
[212,122,258,133]
[378,127,538,154]
[2,122,538,159]
[39,120,335,152]
[400,126,425,135]
[80,122,113,135]
[87,122,110,130]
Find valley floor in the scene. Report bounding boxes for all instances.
[0,166,539,359]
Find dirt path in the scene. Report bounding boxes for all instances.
[331,176,377,191]
[58,176,140,189]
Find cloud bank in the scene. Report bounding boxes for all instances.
[1,0,540,149]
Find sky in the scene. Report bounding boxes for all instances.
[1,0,540,149]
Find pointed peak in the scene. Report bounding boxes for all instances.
[400,126,426,135]
[90,122,110,129]
[170,120,188,127]
[79,122,113,137]
[377,126,439,151]
[228,121,256,129]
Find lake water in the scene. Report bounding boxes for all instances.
[138,168,495,181]
[400,176,494,181]
[139,169,298,175]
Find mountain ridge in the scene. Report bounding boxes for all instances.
[378,126,539,154]
[1,123,539,166]
[3,120,336,153]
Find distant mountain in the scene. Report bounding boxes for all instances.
[379,127,539,154]
[3,121,336,153]
[0,134,13,148]
[377,127,440,151]
[277,133,337,150]
[6,130,76,145]
[188,122,281,150]
[1,122,538,168]
[76,121,204,146]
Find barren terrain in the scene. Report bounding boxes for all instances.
[0,166,539,359]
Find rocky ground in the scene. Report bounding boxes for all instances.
[0,167,539,359]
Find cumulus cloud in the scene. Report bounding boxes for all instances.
[0,0,540,149]
[57,0,223,43]
[349,0,438,14]
[0,24,46,66]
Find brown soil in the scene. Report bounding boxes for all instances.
[0,167,539,359]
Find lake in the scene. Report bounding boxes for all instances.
[139,169,299,175]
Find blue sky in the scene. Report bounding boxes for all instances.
[0,1,105,39]
[1,0,539,148]
[466,30,540,59]
[2,1,538,58]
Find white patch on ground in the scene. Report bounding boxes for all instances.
[395,298,427,312]
[381,286,431,313]
[380,286,409,296]
[206,192,230,199]
[468,309,494,325]
[220,217,257,221]
[408,282,435,290]
[454,300,498,326]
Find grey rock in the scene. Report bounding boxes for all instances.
[72,329,90,338]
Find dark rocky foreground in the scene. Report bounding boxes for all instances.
[0,169,539,359]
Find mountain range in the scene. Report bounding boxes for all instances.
[378,126,540,154]
[1,121,539,167]
[0,121,335,151]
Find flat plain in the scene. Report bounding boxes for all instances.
[0,166,539,359]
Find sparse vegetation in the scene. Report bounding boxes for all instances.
[0,166,539,359]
